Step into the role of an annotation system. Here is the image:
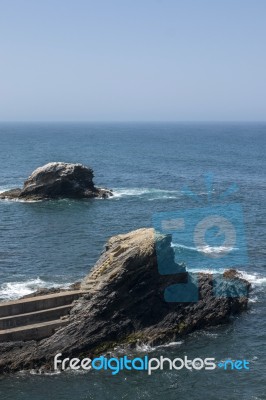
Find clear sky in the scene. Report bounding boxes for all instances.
[0,0,265,122]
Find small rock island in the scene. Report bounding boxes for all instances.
[0,162,113,201]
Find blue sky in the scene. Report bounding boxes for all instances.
[0,0,265,121]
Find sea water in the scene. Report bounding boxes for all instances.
[0,122,265,399]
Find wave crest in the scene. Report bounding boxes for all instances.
[111,187,181,200]
[0,278,70,301]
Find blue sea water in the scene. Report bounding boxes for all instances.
[0,122,265,399]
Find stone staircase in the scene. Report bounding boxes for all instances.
[0,290,85,342]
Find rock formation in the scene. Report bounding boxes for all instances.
[0,228,250,373]
[0,162,112,201]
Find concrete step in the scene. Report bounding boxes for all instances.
[0,290,85,318]
[0,304,72,330]
[0,318,69,342]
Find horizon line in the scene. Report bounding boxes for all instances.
[0,120,266,124]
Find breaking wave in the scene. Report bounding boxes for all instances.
[0,277,71,301]
[111,187,181,200]
[172,242,238,255]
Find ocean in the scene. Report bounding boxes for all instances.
[0,122,265,399]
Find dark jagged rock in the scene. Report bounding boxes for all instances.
[0,162,112,201]
[0,228,250,373]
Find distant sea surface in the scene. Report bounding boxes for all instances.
[0,123,265,400]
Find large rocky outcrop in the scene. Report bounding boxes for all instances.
[0,162,112,201]
[0,228,250,373]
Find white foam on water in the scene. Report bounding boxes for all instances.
[0,186,41,203]
[135,343,155,352]
[238,270,266,287]
[248,295,259,303]
[172,242,238,255]
[30,369,61,376]
[200,331,219,338]
[111,188,150,198]
[1,186,181,202]
[156,341,184,348]
[184,268,265,304]
[135,341,184,353]
[0,277,72,301]
[184,268,266,287]
[199,245,237,255]
[110,187,181,200]
[239,271,266,303]
[0,197,41,203]
[186,267,226,274]
[0,186,11,194]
